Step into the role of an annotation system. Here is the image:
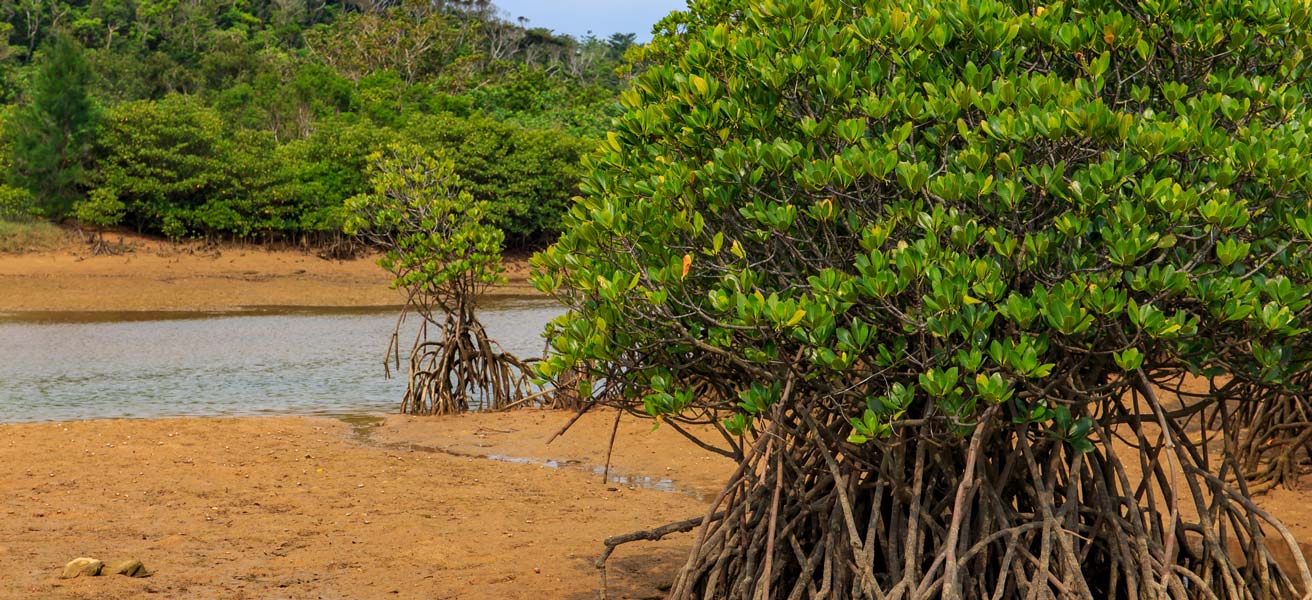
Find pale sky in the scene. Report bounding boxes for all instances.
[491,0,689,42]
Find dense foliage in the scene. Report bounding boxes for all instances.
[5,32,98,217]
[346,142,505,311]
[536,0,1312,597]
[0,106,36,220]
[0,0,636,246]
[405,113,590,244]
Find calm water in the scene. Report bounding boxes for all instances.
[0,297,563,423]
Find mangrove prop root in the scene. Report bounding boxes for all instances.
[597,389,1312,600]
[1228,374,1312,492]
[393,305,592,415]
[549,363,594,411]
[595,512,728,600]
[387,299,553,415]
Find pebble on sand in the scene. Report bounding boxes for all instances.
[59,558,103,579]
[60,557,151,579]
[103,559,150,577]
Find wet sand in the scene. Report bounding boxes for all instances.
[0,233,537,312]
[0,410,734,600]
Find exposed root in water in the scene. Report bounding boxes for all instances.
[385,299,588,415]
[394,305,537,415]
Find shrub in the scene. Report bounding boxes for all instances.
[91,94,230,238]
[73,187,125,233]
[0,184,36,221]
[277,115,398,238]
[535,0,1312,597]
[92,94,291,240]
[0,107,31,220]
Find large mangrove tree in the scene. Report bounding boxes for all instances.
[534,0,1312,597]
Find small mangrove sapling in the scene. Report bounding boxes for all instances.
[346,143,536,414]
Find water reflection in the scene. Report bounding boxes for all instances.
[0,297,563,423]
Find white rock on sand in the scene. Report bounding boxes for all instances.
[59,557,103,579]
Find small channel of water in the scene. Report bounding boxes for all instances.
[0,297,563,423]
[339,414,709,502]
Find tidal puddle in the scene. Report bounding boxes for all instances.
[1,299,707,500]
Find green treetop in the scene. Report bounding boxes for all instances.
[346,143,505,315]
[6,33,100,217]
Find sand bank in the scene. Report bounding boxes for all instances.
[0,234,538,312]
[0,409,733,599]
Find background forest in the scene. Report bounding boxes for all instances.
[0,0,638,248]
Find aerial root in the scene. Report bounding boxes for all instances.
[595,512,727,600]
[595,396,1311,600]
[1229,375,1312,493]
[388,300,544,415]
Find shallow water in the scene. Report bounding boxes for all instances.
[339,414,710,502]
[0,296,563,423]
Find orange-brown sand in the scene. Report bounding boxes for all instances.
[0,410,733,600]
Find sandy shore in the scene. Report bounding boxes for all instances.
[0,410,734,600]
[0,233,538,312]
[3,409,1308,600]
[0,234,737,599]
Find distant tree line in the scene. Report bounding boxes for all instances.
[0,0,638,247]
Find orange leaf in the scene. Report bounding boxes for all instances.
[681,254,692,279]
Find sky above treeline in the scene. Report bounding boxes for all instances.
[491,0,688,42]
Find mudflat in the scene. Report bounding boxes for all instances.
[0,409,734,600]
[0,234,537,312]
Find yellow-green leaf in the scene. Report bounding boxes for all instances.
[690,75,709,95]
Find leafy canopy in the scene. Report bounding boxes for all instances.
[404,113,590,246]
[535,0,1312,446]
[346,143,505,311]
[88,95,239,238]
[0,1,633,244]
